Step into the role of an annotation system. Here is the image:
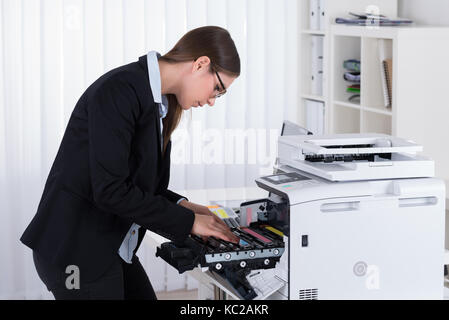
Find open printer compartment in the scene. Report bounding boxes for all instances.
[156,197,288,299]
[156,224,286,273]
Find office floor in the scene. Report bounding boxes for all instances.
[156,289,198,300]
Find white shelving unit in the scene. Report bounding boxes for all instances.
[298,0,449,182]
[329,24,449,181]
[298,0,398,134]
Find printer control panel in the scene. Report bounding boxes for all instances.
[261,172,310,185]
[260,172,322,190]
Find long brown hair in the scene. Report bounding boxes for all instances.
[159,26,240,155]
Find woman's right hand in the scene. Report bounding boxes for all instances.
[191,214,240,244]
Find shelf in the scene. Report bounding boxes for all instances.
[363,105,392,116]
[333,100,360,110]
[301,29,326,36]
[301,94,326,102]
[333,101,393,116]
[330,24,398,39]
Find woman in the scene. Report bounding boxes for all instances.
[20,26,240,300]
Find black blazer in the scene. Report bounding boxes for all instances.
[20,55,195,282]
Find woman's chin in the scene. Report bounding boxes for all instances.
[181,104,193,110]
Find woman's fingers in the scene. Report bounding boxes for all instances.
[200,209,228,227]
[192,214,239,244]
[210,220,239,243]
[212,214,228,228]
[202,214,229,234]
[192,205,233,229]
[211,229,239,243]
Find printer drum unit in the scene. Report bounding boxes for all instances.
[156,224,285,274]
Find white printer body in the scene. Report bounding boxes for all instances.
[250,133,445,299]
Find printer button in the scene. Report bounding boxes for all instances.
[302,235,308,247]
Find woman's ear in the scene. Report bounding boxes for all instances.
[193,56,211,72]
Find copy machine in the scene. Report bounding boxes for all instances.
[156,131,446,300]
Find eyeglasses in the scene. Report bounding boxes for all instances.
[213,69,227,99]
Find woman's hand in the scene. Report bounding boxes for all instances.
[178,200,227,228]
[191,214,240,244]
[179,200,239,243]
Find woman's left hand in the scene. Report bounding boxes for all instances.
[178,200,228,228]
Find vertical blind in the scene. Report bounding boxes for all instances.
[0,0,298,299]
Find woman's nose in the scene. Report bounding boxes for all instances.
[207,97,216,106]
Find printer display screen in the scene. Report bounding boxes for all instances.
[262,172,311,185]
[269,175,289,181]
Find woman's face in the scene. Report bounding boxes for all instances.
[177,56,237,110]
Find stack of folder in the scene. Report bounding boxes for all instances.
[343,59,361,102]
[336,12,413,26]
[347,84,360,93]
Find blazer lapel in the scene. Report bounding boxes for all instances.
[154,105,163,169]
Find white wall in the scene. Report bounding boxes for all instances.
[399,0,449,252]
[399,0,449,26]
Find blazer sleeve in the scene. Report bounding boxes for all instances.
[87,78,194,243]
[157,147,189,204]
[161,189,187,204]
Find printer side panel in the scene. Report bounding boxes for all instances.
[289,180,445,300]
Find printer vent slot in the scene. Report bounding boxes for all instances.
[299,288,318,300]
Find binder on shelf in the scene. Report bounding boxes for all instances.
[343,59,361,100]
[311,35,324,96]
[343,71,360,82]
[343,59,360,72]
[312,69,324,96]
[378,39,392,108]
[305,99,325,135]
[383,59,393,107]
[319,0,326,31]
[309,0,320,30]
[346,84,360,93]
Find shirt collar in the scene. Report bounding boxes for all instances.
[146,51,168,119]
